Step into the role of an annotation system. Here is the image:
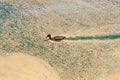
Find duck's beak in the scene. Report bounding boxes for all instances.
[46,36,48,38]
[46,36,49,40]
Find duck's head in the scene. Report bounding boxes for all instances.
[46,34,51,39]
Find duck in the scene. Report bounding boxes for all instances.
[46,34,66,41]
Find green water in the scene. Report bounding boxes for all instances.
[66,34,120,40]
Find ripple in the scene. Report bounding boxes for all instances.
[66,34,120,40]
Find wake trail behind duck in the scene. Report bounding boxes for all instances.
[65,34,120,40]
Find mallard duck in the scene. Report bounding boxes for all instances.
[46,34,66,41]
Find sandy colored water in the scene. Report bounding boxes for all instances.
[0,0,120,80]
[0,53,60,80]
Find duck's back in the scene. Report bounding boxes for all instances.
[53,36,65,40]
